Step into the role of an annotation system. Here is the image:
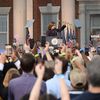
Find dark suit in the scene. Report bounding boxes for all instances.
[8,72,46,100]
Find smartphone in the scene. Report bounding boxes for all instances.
[41,36,46,47]
[5,45,12,57]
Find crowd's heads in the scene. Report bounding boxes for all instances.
[20,53,35,73]
[45,60,55,69]
[87,55,100,87]
[54,56,68,74]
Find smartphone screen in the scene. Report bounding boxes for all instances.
[5,45,12,57]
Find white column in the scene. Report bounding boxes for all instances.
[79,3,86,48]
[13,0,27,44]
[61,0,75,26]
[26,0,33,38]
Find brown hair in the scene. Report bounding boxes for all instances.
[20,53,35,73]
[48,22,55,30]
[55,56,68,74]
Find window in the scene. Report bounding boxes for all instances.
[0,14,8,49]
[39,3,60,36]
[0,7,11,49]
[91,14,100,34]
[43,13,58,34]
[90,14,100,47]
[0,14,7,33]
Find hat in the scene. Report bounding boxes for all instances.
[70,69,87,89]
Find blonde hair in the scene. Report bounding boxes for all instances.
[3,68,20,87]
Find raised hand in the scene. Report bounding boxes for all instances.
[0,54,7,64]
[35,63,45,79]
[44,42,49,52]
[60,43,66,53]
[54,58,63,74]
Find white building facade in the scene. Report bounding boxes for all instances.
[0,0,100,48]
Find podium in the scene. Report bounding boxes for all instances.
[41,36,63,48]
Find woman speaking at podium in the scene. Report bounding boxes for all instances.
[46,21,66,37]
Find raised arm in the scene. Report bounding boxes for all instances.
[44,42,53,61]
[29,63,45,100]
[59,78,70,100]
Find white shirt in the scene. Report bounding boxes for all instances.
[46,74,72,99]
[0,63,4,71]
[14,60,21,70]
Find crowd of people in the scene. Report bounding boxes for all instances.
[0,22,100,100]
